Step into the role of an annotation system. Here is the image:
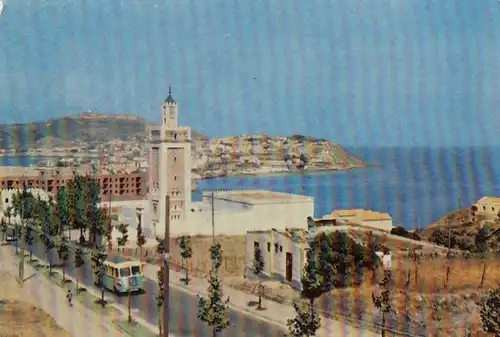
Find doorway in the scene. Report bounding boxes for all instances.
[286,252,293,282]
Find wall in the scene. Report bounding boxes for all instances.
[244,230,304,290]
[475,200,500,220]
[359,219,393,232]
[163,199,312,236]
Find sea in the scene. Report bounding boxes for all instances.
[3,146,500,230]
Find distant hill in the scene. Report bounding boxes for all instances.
[0,112,207,150]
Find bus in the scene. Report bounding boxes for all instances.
[92,255,146,294]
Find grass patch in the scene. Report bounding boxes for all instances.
[113,319,157,337]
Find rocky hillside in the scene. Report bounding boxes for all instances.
[0,112,206,150]
[192,134,368,178]
[420,208,500,252]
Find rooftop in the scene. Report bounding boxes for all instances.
[329,209,392,221]
[206,189,313,205]
[476,197,500,205]
[0,166,40,178]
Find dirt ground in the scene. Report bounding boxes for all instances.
[0,248,71,337]
[226,256,500,337]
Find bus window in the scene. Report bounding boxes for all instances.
[131,265,141,275]
[113,268,119,278]
[120,268,131,277]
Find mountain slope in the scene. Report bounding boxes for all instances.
[0,112,206,149]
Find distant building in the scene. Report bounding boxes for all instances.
[0,165,147,202]
[0,188,49,220]
[315,209,393,232]
[474,197,500,221]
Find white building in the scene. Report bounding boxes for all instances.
[148,87,192,237]
[147,89,314,237]
[0,188,50,220]
[186,190,313,236]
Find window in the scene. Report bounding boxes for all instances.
[174,157,177,162]
[483,206,486,211]
[174,176,177,180]
[254,241,259,249]
[279,245,283,253]
[274,243,278,253]
[131,266,141,275]
[267,242,271,252]
[174,133,177,140]
[4,198,8,204]
[119,268,131,277]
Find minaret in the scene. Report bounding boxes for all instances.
[156,86,192,237]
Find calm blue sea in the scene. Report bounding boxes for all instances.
[3,147,500,230]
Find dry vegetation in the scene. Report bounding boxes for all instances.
[0,256,70,337]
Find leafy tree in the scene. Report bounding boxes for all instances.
[66,179,77,232]
[74,247,85,293]
[372,271,393,337]
[179,236,193,285]
[156,265,165,337]
[287,217,322,337]
[57,238,70,282]
[252,245,265,310]
[40,198,57,274]
[475,287,500,335]
[86,177,102,244]
[92,243,108,307]
[56,187,70,238]
[197,242,230,337]
[74,175,88,243]
[116,223,129,249]
[0,218,7,242]
[136,216,146,257]
[24,226,35,260]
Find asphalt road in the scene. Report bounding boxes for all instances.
[19,238,286,337]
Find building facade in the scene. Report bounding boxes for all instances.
[245,228,308,290]
[474,197,500,221]
[0,166,147,202]
[148,87,192,237]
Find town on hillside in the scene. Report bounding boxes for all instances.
[1,94,499,337]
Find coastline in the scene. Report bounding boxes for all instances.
[198,163,380,181]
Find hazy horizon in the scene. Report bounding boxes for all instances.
[1,0,500,147]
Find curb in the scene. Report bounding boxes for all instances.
[24,252,161,336]
[143,265,288,331]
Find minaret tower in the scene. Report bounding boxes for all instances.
[157,86,192,236]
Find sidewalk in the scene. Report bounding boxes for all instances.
[143,262,381,337]
[0,246,124,337]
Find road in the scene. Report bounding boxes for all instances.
[21,239,287,337]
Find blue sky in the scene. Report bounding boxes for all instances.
[1,0,499,147]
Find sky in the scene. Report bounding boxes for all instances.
[1,0,500,147]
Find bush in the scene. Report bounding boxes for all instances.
[390,226,420,240]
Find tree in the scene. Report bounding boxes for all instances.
[179,236,193,285]
[372,271,393,337]
[91,243,108,307]
[74,247,85,293]
[57,238,70,282]
[39,198,57,274]
[56,187,70,238]
[252,245,265,310]
[24,226,35,260]
[86,176,102,244]
[74,175,88,243]
[475,287,500,335]
[0,218,7,242]
[197,242,230,337]
[136,217,146,257]
[156,265,165,337]
[116,223,129,250]
[287,217,323,337]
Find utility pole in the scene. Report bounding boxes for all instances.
[163,195,170,337]
[211,191,215,243]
